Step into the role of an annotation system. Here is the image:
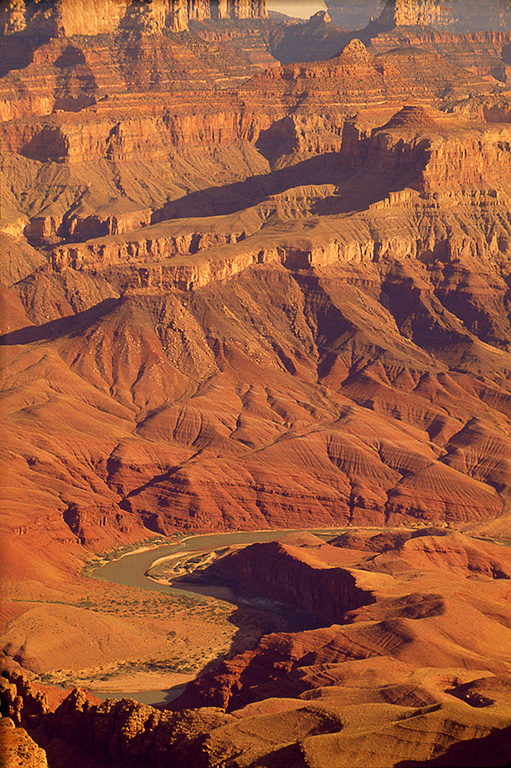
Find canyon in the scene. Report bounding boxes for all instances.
[2,0,511,765]
[2,528,511,766]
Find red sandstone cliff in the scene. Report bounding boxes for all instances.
[209,540,376,624]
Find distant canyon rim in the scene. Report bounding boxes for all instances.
[1,0,511,766]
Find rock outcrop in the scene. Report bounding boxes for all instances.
[0,677,234,768]
[379,0,454,29]
[326,0,511,34]
[0,0,267,38]
[363,105,511,191]
[0,718,48,768]
[208,540,376,624]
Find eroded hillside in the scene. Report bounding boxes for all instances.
[2,1,511,766]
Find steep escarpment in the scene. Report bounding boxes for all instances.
[0,0,267,38]
[208,540,376,624]
[0,0,275,126]
[358,105,511,190]
[0,31,276,123]
[0,31,491,162]
[327,0,511,34]
[43,111,511,288]
[378,0,454,29]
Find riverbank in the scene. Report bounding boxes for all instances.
[82,527,350,703]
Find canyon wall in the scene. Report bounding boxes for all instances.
[0,0,267,37]
[0,37,493,162]
[379,0,454,28]
[210,541,375,624]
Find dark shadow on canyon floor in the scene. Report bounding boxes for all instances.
[152,153,414,223]
[155,569,321,709]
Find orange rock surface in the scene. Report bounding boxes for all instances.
[161,529,511,765]
[2,529,511,767]
[2,1,511,764]
[2,4,511,584]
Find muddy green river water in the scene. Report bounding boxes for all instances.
[91,527,350,705]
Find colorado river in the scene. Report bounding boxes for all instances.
[91,527,350,705]
[93,527,351,596]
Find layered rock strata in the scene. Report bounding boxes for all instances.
[208,540,376,624]
[3,2,511,739]
[4,98,511,568]
[0,0,267,37]
[0,32,492,156]
[379,0,454,29]
[2,10,511,764]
